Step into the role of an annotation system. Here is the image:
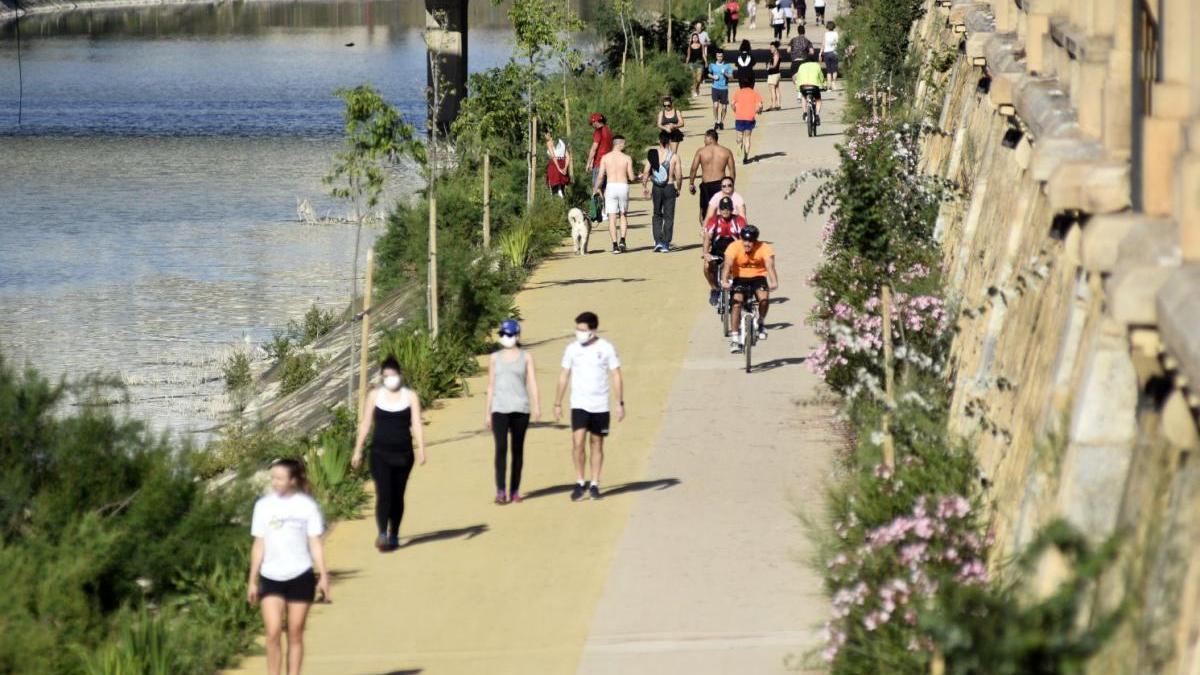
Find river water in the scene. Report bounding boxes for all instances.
[0,0,543,436]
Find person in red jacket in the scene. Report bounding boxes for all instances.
[723,1,741,42]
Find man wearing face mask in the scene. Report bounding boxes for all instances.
[554,311,624,501]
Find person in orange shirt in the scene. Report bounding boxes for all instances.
[721,225,778,351]
[731,77,764,165]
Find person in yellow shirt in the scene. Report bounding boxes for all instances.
[792,49,827,125]
[721,225,778,351]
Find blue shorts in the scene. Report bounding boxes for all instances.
[735,119,756,132]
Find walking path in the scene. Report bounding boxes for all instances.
[227,11,841,675]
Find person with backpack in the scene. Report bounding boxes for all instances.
[641,130,683,253]
[723,1,741,43]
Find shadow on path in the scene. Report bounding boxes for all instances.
[753,151,788,162]
[768,296,791,305]
[402,524,488,548]
[764,321,794,330]
[751,356,806,372]
[372,670,422,675]
[523,477,682,501]
[529,277,647,290]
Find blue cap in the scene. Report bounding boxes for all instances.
[499,319,521,335]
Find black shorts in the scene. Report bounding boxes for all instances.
[732,276,770,296]
[711,88,729,104]
[799,85,823,101]
[823,52,839,75]
[571,409,611,437]
[259,568,316,603]
[666,128,685,143]
[699,180,722,214]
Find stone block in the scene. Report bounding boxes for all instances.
[1031,137,1103,182]
[1108,219,1182,326]
[1141,117,1184,217]
[1047,160,1130,215]
[1157,265,1200,393]
[1057,330,1138,540]
[1082,214,1165,273]
[1175,152,1200,261]
[989,72,1016,107]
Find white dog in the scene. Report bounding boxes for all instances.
[568,207,591,255]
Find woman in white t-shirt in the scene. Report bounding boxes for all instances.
[821,21,840,91]
[769,3,785,40]
[247,458,329,675]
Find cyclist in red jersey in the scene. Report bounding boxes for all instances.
[701,197,747,307]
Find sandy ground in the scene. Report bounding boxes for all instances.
[227,9,843,675]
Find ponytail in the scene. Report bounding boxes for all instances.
[271,457,309,493]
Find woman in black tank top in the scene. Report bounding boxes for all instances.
[351,356,427,552]
[657,96,686,151]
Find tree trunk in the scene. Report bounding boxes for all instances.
[526,78,535,206]
[348,178,361,410]
[666,0,672,53]
[881,283,895,468]
[356,247,374,422]
[620,13,629,89]
[483,151,491,248]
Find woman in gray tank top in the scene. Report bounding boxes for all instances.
[485,319,541,504]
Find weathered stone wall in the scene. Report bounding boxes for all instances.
[910,0,1200,671]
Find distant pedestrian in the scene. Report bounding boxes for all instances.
[594,135,636,253]
[247,458,329,675]
[642,130,683,252]
[747,0,758,28]
[657,95,686,154]
[766,41,783,110]
[688,128,737,227]
[485,319,541,505]
[796,0,807,26]
[694,21,711,50]
[731,77,764,164]
[821,22,839,89]
[585,113,614,217]
[707,50,735,130]
[723,1,741,43]
[777,0,795,37]
[770,2,785,40]
[735,39,755,83]
[789,26,813,74]
[686,29,708,96]
[554,311,624,502]
[352,356,427,552]
[814,0,826,25]
[544,131,572,198]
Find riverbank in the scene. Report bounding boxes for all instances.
[1,0,229,22]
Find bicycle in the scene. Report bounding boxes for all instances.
[729,281,760,373]
[710,256,732,337]
[799,85,820,137]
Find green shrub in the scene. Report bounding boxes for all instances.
[264,331,293,362]
[279,351,320,396]
[222,349,253,394]
[306,407,368,520]
[378,329,478,407]
[498,220,535,268]
[289,304,339,345]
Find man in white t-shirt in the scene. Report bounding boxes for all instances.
[554,310,624,502]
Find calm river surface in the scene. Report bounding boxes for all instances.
[0,0,546,435]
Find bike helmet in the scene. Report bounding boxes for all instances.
[499,319,521,336]
[718,196,735,212]
[741,224,760,242]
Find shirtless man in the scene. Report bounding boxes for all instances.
[687,128,737,228]
[594,135,637,254]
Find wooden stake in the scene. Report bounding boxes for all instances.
[483,151,491,248]
[356,247,374,422]
[638,35,645,68]
[666,0,672,53]
[931,649,945,675]
[881,283,896,468]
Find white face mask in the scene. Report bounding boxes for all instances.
[498,335,518,349]
[575,330,593,344]
[382,374,402,391]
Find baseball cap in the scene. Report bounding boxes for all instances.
[499,319,521,336]
[718,197,734,211]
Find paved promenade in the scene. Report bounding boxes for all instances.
[228,12,841,675]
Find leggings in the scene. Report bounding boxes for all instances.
[492,412,530,493]
[773,23,784,40]
[371,449,414,537]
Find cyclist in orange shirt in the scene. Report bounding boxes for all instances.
[721,225,778,351]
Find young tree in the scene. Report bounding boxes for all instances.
[324,85,418,406]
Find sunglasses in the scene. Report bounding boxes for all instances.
[498,331,517,338]
[721,183,734,188]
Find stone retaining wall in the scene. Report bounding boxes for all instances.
[911,0,1200,671]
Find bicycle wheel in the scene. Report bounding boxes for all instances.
[721,289,731,336]
[743,311,754,373]
[807,101,817,137]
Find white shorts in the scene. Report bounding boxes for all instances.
[604,183,630,215]
[784,7,795,18]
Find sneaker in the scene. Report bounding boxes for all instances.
[509,492,523,504]
[611,242,620,254]
[758,328,768,341]
[742,155,749,165]
[495,490,508,505]
[619,238,627,253]
[570,483,586,502]
[375,534,389,551]
[589,484,602,500]
[729,340,742,354]
[387,534,400,550]
[652,243,663,253]
[815,113,821,126]
[709,289,720,306]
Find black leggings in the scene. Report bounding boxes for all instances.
[492,412,530,493]
[773,23,784,40]
[371,449,414,537]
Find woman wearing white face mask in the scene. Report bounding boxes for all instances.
[352,355,426,551]
[484,319,541,504]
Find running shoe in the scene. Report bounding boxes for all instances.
[375,534,389,552]
[742,155,749,165]
[758,328,768,341]
[570,483,586,502]
[388,534,400,550]
[509,492,523,504]
[611,242,620,254]
[619,238,627,253]
[652,243,662,253]
[589,484,602,500]
[709,289,720,306]
[729,336,743,353]
[495,490,508,505]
